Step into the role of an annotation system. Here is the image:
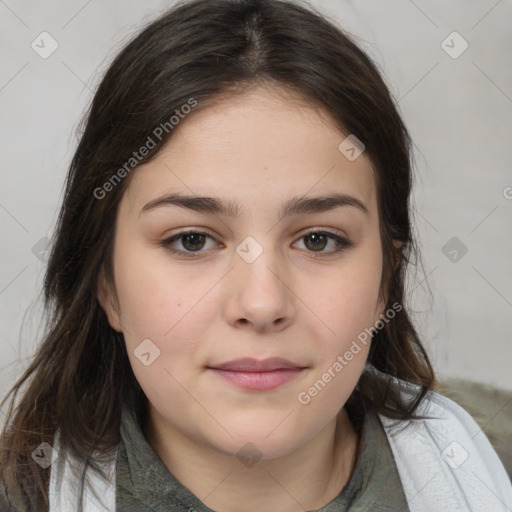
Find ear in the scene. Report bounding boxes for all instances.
[97,267,123,332]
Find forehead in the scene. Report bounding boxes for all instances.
[123,86,377,217]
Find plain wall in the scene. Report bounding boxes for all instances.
[1,0,511,411]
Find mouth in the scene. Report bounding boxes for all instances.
[206,357,307,391]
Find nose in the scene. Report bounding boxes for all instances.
[222,246,296,333]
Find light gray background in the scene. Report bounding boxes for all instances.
[0,0,511,405]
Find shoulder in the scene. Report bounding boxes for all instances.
[375,376,512,511]
[48,429,117,512]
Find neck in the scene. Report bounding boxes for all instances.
[145,407,360,512]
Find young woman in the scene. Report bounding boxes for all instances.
[1,0,511,510]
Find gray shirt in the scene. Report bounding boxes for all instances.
[115,392,409,511]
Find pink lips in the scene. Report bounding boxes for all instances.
[207,357,305,391]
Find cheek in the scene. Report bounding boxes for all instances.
[113,230,184,313]
[112,245,220,371]
[316,256,383,344]
[112,246,182,342]
[296,268,379,417]
[112,252,210,409]
[300,251,381,411]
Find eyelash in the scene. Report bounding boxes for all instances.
[160,228,353,259]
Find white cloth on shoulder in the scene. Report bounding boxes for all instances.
[378,379,512,511]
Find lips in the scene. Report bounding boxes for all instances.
[208,357,305,372]
[207,358,307,391]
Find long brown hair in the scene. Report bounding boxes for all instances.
[0,0,436,509]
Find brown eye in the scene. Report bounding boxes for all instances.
[303,232,329,252]
[179,233,207,251]
[161,230,217,258]
[294,230,352,256]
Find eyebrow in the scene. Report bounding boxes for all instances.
[140,192,369,220]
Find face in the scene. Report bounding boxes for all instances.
[99,85,386,459]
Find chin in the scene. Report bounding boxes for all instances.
[206,419,309,461]
[217,434,302,463]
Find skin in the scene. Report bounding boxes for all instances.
[98,84,388,511]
